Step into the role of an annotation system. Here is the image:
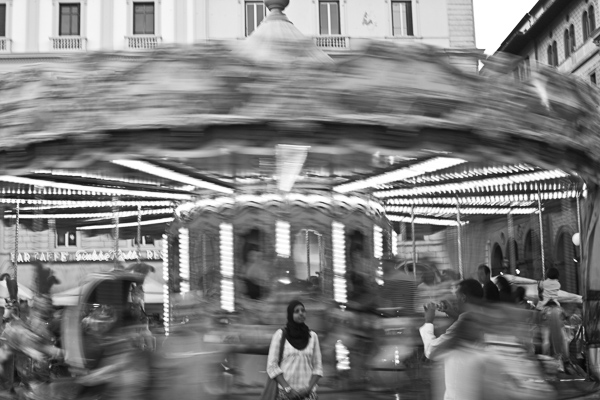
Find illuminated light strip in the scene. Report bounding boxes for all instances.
[162,234,170,336]
[385,191,578,206]
[5,208,173,220]
[179,228,190,295]
[219,223,235,312]
[276,221,291,258]
[6,200,173,209]
[374,170,570,198]
[332,221,347,304]
[0,176,193,200]
[387,215,467,226]
[112,160,234,194]
[34,169,165,187]
[77,217,174,230]
[334,157,467,193]
[410,164,536,184]
[373,225,383,259]
[385,206,538,215]
[335,340,351,371]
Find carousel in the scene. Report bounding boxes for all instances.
[0,0,597,397]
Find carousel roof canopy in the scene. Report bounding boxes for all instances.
[0,0,594,230]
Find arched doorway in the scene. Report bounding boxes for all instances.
[491,244,504,277]
[555,229,580,294]
[523,230,535,279]
[506,239,518,274]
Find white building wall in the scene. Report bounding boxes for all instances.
[87,0,102,51]
[162,0,176,44]
[113,0,127,50]
[38,0,51,52]
[12,0,27,53]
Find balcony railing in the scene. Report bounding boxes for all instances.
[125,35,161,50]
[0,38,10,52]
[50,36,86,51]
[315,36,349,49]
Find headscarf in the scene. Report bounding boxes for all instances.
[285,300,310,350]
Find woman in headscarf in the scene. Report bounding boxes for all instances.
[266,300,323,400]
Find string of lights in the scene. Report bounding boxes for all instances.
[334,157,467,193]
[4,208,173,220]
[385,206,539,215]
[276,220,291,258]
[179,228,190,295]
[385,191,578,205]
[0,199,173,207]
[162,234,170,336]
[0,176,193,200]
[332,221,347,304]
[112,160,234,194]
[408,164,536,185]
[387,215,467,226]
[220,223,235,312]
[374,170,570,198]
[77,217,174,230]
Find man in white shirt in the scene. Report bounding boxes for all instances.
[419,279,486,400]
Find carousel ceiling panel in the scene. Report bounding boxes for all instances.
[0,43,596,181]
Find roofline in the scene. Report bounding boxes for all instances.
[496,0,572,55]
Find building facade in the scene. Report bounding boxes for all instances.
[490,0,600,82]
[0,0,477,70]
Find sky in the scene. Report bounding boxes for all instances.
[473,0,538,55]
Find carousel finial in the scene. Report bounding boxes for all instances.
[264,0,289,13]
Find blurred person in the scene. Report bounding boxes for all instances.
[77,308,151,400]
[537,267,561,310]
[495,275,513,303]
[514,286,534,310]
[243,248,270,300]
[266,300,323,400]
[477,264,499,302]
[420,279,485,400]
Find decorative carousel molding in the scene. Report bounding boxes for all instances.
[175,193,387,222]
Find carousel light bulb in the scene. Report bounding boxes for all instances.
[335,340,351,371]
[220,223,235,312]
[275,221,291,258]
[392,230,398,256]
[332,221,347,304]
[179,228,190,295]
[162,234,170,336]
[373,225,383,260]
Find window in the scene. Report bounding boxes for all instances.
[569,24,576,53]
[591,72,597,85]
[392,1,413,36]
[590,5,597,32]
[553,40,558,66]
[0,4,5,37]
[245,1,266,37]
[57,229,77,247]
[564,29,570,57]
[133,2,154,35]
[583,11,590,41]
[59,3,80,36]
[547,43,554,66]
[319,1,340,35]
[135,235,155,246]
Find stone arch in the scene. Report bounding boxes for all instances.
[554,225,580,293]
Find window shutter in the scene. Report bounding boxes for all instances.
[0,5,6,37]
[405,1,413,36]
